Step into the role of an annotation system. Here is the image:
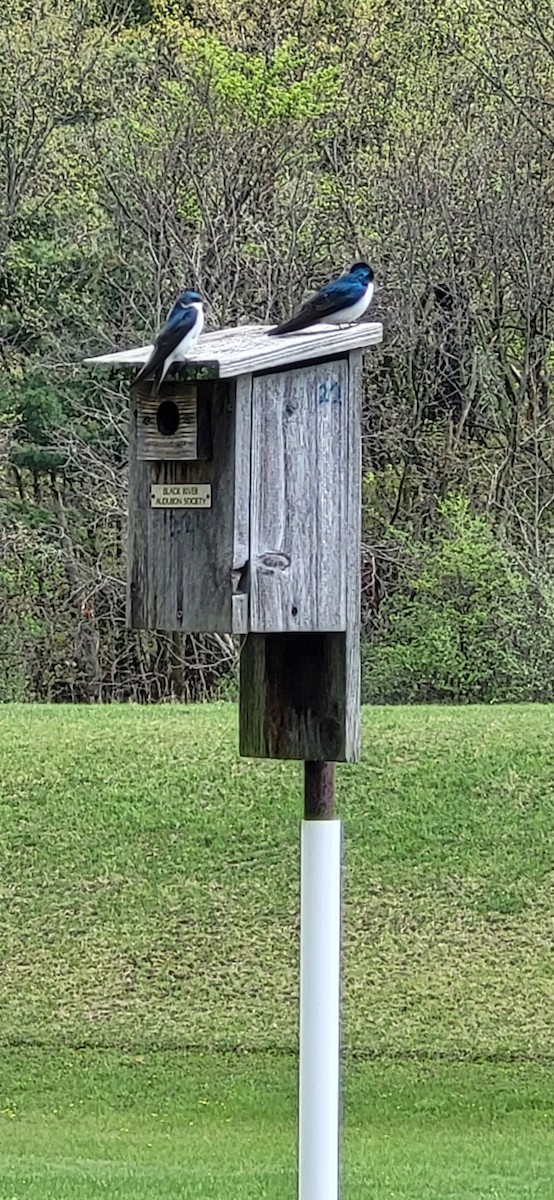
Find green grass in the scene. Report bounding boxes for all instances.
[0,1052,552,1199]
[0,702,554,1197]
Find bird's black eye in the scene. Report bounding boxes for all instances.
[157,400,180,436]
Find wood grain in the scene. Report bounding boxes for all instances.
[239,348,364,762]
[344,350,363,761]
[126,343,364,760]
[127,378,249,633]
[249,359,349,633]
[232,374,253,634]
[239,632,349,760]
[135,382,199,461]
[85,321,383,378]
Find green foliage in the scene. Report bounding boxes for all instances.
[0,367,66,477]
[0,527,69,700]
[100,0,158,22]
[363,495,554,704]
[0,0,553,701]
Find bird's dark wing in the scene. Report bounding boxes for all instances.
[268,274,366,336]
[132,307,197,387]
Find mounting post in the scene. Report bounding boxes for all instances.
[299,761,342,1200]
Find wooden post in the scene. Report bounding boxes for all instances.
[304,761,335,819]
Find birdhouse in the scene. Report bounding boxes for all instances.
[85,321,383,762]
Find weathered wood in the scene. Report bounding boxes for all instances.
[84,321,383,379]
[249,359,349,633]
[232,593,249,635]
[344,350,363,761]
[231,374,253,634]
[239,632,351,760]
[127,377,251,633]
[135,382,208,461]
[238,347,363,762]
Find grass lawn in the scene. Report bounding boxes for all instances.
[1,1052,553,1200]
[0,702,553,1197]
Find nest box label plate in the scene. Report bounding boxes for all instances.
[150,483,212,509]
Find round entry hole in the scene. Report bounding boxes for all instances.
[157,400,180,437]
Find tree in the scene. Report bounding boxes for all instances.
[0,0,553,702]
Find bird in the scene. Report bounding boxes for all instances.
[131,290,204,393]
[268,262,374,336]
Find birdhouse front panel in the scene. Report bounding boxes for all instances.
[249,358,350,633]
[135,381,209,461]
[127,377,251,634]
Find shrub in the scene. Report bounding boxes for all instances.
[363,495,554,704]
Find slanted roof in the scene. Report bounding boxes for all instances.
[83,321,383,380]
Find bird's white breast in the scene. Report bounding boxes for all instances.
[326,281,374,324]
[171,302,204,362]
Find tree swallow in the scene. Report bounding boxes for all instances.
[131,290,204,392]
[268,262,374,336]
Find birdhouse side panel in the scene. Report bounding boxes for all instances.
[344,349,362,760]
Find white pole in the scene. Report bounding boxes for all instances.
[299,817,342,1200]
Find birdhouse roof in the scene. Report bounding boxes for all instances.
[83,322,383,379]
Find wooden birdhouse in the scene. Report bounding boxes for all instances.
[85,321,383,762]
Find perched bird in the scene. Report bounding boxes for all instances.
[268,261,374,336]
[131,290,204,392]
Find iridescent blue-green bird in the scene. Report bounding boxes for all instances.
[132,290,204,393]
[268,262,374,336]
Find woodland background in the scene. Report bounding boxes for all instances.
[0,0,553,704]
